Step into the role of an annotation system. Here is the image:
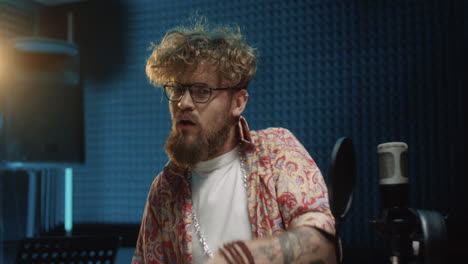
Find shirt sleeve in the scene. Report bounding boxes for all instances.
[271,128,336,236]
[132,176,164,264]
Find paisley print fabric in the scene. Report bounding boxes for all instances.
[132,117,335,264]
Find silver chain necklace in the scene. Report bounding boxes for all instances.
[189,150,248,258]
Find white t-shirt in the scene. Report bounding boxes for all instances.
[191,147,252,264]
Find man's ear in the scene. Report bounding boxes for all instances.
[231,89,248,118]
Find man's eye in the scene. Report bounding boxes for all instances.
[192,84,211,95]
[173,86,185,94]
[198,88,210,95]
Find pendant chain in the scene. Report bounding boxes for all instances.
[189,150,248,258]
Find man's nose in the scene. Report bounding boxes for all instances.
[177,89,194,109]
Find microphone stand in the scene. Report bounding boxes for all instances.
[370,206,419,264]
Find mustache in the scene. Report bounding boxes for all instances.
[175,110,198,123]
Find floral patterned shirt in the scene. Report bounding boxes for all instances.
[132,117,335,264]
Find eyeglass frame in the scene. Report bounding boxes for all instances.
[163,81,245,104]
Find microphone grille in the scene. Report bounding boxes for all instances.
[377,142,408,185]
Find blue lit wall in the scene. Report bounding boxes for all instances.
[73,0,467,248]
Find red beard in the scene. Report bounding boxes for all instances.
[164,115,234,168]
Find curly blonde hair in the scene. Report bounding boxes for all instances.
[145,18,257,89]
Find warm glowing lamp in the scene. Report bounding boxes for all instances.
[0,41,15,85]
[0,42,7,82]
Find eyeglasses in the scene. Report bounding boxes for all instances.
[163,81,243,104]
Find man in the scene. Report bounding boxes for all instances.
[133,19,336,264]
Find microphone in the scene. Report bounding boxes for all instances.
[371,142,448,263]
[377,142,409,209]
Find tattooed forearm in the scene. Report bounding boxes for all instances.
[291,228,321,261]
[293,227,321,254]
[277,227,330,263]
[279,232,295,263]
[244,226,336,264]
[261,242,281,261]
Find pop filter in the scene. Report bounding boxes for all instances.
[327,137,357,228]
